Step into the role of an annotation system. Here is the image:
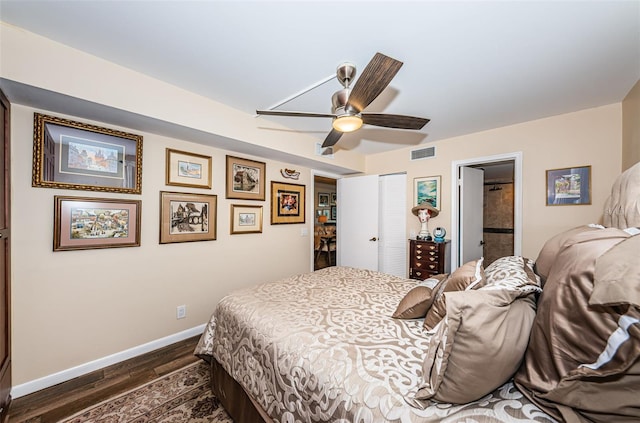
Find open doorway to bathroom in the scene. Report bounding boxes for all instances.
[451,152,522,269]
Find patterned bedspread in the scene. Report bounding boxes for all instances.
[195,266,556,423]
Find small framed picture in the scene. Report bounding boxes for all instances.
[318,192,330,206]
[271,181,306,225]
[160,191,217,244]
[165,148,212,189]
[546,165,591,206]
[33,113,143,194]
[331,205,337,220]
[414,175,441,209]
[54,196,141,251]
[225,155,266,200]
[330,192,337,205]
[230,204,263,234]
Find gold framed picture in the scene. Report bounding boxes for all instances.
[230,204,263,234]
[225,155,266,200]
[159,191,217,244]
[53,196,141,251]
[165,148,212,189]
[33,113,143,194]
[271,181,305,225]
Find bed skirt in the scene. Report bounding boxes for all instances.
[210,357,271,423]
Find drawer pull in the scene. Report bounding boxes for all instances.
[429,264,436,270]
[415,263,422,267]
[415,272,422,276]
[416,255,422,259]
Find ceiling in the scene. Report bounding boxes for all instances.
[0,1,638,157]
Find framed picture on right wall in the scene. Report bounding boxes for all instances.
[545,165,591,206]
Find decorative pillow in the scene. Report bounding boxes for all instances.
[392,274,449,319]
[423,258,485,330]
[534,224,604,285]
[515,227,639,423]
[415,288,537,404]
[483,255,542,295]
[446,257,486,291]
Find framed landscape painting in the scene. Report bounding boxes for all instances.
[546,165,591,206]
[230,204,263,234]
[225,155,266,200]
[33,113,143,194]
[160,191,217,244]
[165,148,212,189]
[54,196,141,251]
[414,175,441,209]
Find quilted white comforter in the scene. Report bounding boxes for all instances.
[195,266,554,423]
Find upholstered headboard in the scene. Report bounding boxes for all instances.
[603,161,640,229]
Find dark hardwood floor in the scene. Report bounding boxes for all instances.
[7,335,201,423]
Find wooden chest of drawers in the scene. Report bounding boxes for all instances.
[409,239,451,280]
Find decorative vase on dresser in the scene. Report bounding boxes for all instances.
[408,239,451,280]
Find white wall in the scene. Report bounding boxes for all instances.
[11,104,313,387]
[366,104,623,261]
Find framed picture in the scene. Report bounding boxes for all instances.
[230,204,263,234]
[165,148,212,189]
[33,113,143,194]
[331,205,337,220]
[318,192,330,206]
[546,165,592,206]
[225,155,266,200]
[330,192,337,205]
[160,191,217,244]
[414,175,441,209]
[53,196,141,251]
[271,181,306,225]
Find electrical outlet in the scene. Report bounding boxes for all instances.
[176,305,186,319]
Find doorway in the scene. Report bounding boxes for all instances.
[313,174,337,270]
[451,152,522,270]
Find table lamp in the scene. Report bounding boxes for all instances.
[411,202,439,241]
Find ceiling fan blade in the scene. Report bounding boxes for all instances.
[256,110,335,118]
[321,129,343,148]
[362,113,430,130]
[346,53,403,113]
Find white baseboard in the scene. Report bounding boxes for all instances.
[11,324,206,399]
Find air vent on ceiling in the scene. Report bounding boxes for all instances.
[410,146,435,161]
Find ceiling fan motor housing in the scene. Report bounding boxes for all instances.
[336,62,356,88]
[331,88,350,114]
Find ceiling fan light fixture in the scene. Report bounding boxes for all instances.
[332,115,363,133]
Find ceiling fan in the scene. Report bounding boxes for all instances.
[256,52,430,148]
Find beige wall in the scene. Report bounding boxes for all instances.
[622,79,640,171]
[366,104,623,260]
[11,104,314,386]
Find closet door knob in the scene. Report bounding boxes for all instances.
[369,237,378,242]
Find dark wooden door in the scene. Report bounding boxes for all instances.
[0,89,11,422]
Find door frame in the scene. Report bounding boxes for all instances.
[450,152,522,270]
[310,169,341,272]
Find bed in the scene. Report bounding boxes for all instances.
[195,163,640,423]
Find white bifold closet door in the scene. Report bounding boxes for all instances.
[337,173,407,277]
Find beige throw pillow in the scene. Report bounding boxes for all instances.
[423,258,485,330]
[392,274,449,319]
[415,288,537,404]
